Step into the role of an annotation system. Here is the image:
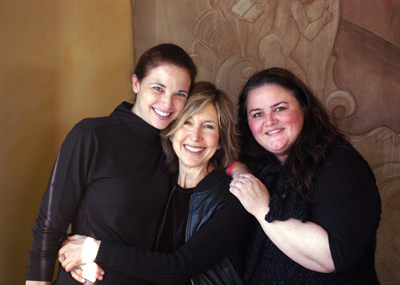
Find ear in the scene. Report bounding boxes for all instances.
[132,74,140,93]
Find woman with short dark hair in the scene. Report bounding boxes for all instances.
[57,82,250,284]
[26,43,196,284]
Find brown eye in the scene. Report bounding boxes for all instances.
[275,107,286,112]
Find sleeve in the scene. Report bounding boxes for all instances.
[310,147,381,272]
[26,121,94,281]
[96,195,251,283]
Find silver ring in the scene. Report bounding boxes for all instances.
[60,254,66,261]
[74,264,85,273]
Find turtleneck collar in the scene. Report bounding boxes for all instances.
[112,101,161,140]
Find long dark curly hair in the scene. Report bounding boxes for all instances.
[238,67,346,198]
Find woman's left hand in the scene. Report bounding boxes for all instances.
[58,234,101,272]
[229,173,270,220]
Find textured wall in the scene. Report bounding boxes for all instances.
[132,0,400,283]
[0,0,133,283]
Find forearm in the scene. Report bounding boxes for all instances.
[96,197,250,282]
[26,281,51,285]
[257,214,335,273]
[26,221,66,281]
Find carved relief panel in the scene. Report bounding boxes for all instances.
[132,0,400,283]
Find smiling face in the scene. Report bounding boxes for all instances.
[247,84,304,163]
[172,104,220,174]
[131,64,191,130]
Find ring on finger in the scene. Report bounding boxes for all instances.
[74,264,85,273]
[60,254,66,261]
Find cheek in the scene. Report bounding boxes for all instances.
[289,113,304,133]
[209,133,220,147]
[248,120,262,136]
[174,98,187,111]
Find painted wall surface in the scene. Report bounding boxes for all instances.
[0,0,133,283]
[132,0,400,284]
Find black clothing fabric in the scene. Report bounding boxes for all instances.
[96,170,251,284]
[157,184,194,254]
[243,138,381,284]
[26,102,170,284]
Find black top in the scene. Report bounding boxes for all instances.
[244,139,381,284]
[157,184,194,254]
[95,170,251,283]
[26,102,170,284]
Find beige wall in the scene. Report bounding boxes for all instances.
[133,0,400,284]
[0,0,133,283]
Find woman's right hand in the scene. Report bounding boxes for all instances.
[229,173,270,220]
[58,235,101,272]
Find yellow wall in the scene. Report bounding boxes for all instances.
[0,0,134,283]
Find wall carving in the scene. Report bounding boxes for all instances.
[133,0,400,282]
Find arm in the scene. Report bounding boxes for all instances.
[230,146,380,273]
[60,195,250,283]
[230,173,335,273]
[26,122,92,282]
[310,147,381,272]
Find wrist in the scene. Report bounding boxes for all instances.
[226,161,245,177]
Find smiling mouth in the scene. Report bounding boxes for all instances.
[153,108,171,117]
[184,145,205,153]
[267,128,283,135]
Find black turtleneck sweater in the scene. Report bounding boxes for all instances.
[26,102,170,284]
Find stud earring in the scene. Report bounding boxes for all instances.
[217,145,221,150]
[169,137,174,142]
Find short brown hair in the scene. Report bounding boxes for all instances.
[161,81,239,172]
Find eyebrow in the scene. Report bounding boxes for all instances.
[150,82,188,93]
[270,101,288,108]
[248,101,288,114]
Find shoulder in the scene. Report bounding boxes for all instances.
[323,139,375,182]
[67,114,121,139]
[192,171,233,203]
[314,139,378,200]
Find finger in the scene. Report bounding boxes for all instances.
[230,178,244,185]
[64,258,80,272]
[80,264,102,282]
[59,253,66,263]
[229,185,242,197]
[71,268,86,283]
[68,234,82,241]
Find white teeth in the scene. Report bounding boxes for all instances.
[185,145,204,153]
[154,108,171,117]
[267,129,282,134]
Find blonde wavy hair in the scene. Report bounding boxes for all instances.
[161,81,239,172]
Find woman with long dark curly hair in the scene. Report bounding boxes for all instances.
[229,67,381,283]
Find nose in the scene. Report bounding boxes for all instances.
[264,112,277,126]
[161,93,173,108]
[189,126,202,141]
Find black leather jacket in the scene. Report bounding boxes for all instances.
[156,171,244,285]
